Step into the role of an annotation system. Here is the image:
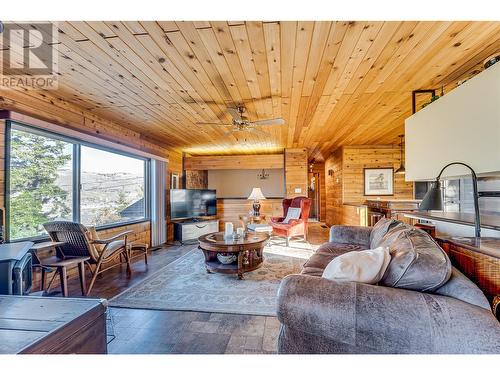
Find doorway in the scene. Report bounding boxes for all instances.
[308,172,320,221]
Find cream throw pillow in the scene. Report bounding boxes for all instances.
[282,207,301,224]
[322,247,391,284]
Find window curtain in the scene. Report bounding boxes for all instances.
[151,159,167,246]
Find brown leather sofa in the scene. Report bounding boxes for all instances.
[277,220,500,354]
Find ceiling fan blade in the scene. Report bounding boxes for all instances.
[248,118,285,126]
[195,122,233,126]
[245,127,270,137]
[227,107,243,121]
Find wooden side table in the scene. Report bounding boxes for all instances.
[31,241,89,297]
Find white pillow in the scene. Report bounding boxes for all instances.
[282,207,301,224]
[322,247,391,284]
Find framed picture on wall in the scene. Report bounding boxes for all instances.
[364,168,394,196]
[171,173,179,189]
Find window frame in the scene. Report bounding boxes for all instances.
[5,120,151,242]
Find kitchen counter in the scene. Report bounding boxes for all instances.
[404,211,500,232]
[438,236,500,259]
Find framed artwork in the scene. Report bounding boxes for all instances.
[364,168,394,196]
[171,173,179,189]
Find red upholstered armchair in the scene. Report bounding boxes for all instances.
[270,196,311,246]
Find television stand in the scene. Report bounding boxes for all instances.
[174,219,219,244]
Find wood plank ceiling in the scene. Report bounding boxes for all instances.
[2,21,500,160]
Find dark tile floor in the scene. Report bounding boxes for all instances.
[107,308,280,354]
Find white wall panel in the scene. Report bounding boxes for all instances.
[405,62,500,181]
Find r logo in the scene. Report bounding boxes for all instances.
[1,22,55,76]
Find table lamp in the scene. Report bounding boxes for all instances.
[248,187,266,217]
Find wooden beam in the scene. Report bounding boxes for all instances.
[184,154,284,170]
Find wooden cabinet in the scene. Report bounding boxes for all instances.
[0,296,107,354]
[366,199,421,225]
[174,219,219,243]
[437,237,500,308]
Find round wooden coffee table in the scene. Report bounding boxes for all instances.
[198,231,270,279]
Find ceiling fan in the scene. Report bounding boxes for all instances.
[196,106,285,137]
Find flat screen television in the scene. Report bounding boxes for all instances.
[170,189,217,220]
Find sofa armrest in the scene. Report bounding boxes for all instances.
[329,225,372,246]
[277,275,500,353]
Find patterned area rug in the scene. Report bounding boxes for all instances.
[110,244,312,316]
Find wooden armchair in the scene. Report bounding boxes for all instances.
[43,221,132,295]
[270,197,312,246]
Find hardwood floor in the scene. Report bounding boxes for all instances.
[54,223,330,354]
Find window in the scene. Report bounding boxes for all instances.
[8,127,74,239]
[7,122,149,241]
[80,146,146,226]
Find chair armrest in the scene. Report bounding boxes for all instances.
[270,221,297,230]
[270,217,284,224]
[92,230,133,244]
[286,219,303,226]
[329,225,371,246]
[277,275,500,353]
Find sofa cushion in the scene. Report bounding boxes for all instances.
[369,217,402,248]
[301,242,368,277]
[380,228,452,292]
[322,247,391,284]
[377,222,413,248]
[283,207,301,223]
[435,267,490,309]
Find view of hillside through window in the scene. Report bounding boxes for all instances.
[80,146,145,226]
[8,125,147,240]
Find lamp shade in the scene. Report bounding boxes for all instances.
[248,187,266,201]
[419,180,443,211]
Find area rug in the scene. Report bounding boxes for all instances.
[110,244,312,316]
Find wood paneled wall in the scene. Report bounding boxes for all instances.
[343,146,413,203]
[285,148,308,198]
[325,145,414,226]
[216,198,283,229]
[0,90,169,159]
[99,221,151,247]
[181,149,306,230]
[340,205,369,226]
[184,154,284,170]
